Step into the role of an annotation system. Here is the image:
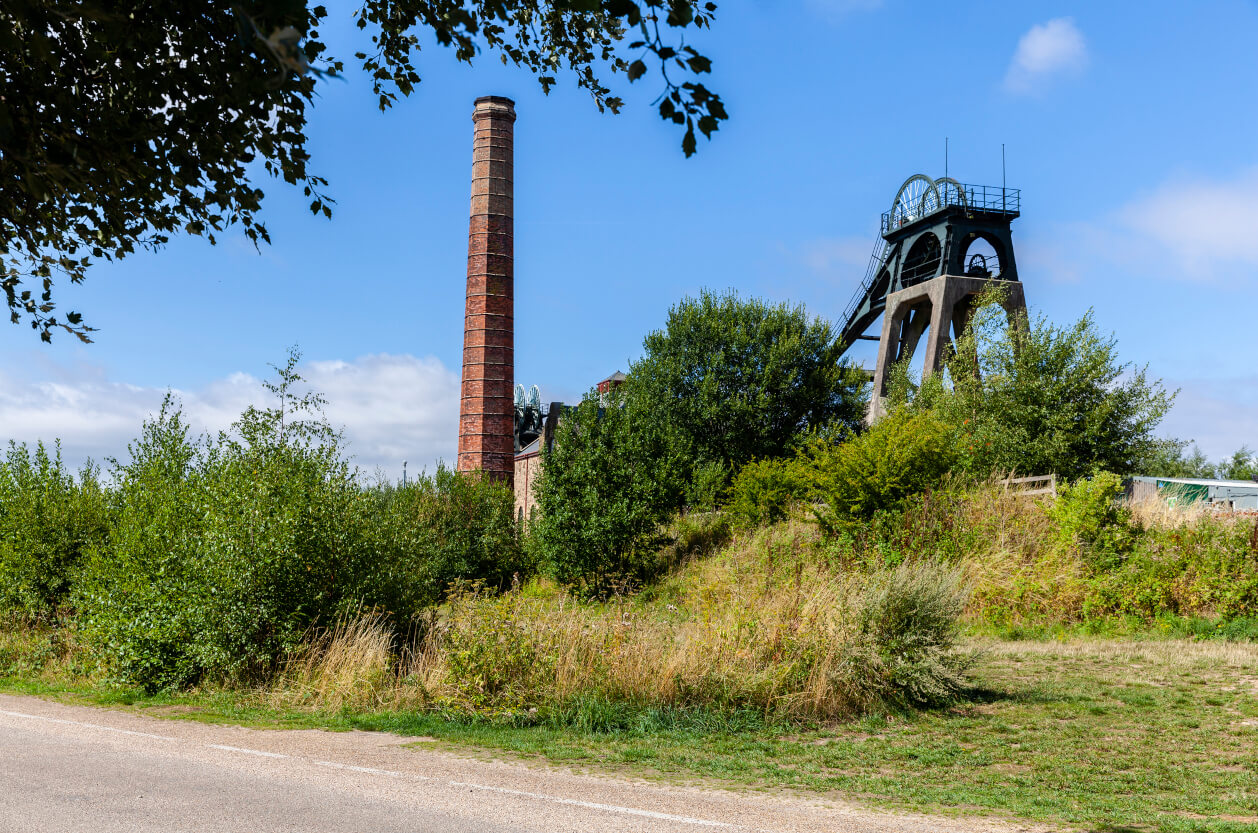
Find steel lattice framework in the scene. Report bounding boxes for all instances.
[838,174,1021,353]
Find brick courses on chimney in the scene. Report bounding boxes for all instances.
[457,96,516,485]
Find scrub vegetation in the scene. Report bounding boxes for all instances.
[2,294,1257,832]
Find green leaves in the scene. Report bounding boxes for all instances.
[941,303,1174,481]
[2,1,727,342]
[632,289,867,475]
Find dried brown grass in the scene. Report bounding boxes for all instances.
[266,523,969,721]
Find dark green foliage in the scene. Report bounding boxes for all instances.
[528,290,867,588]
[939,304,1174,481]
[528,393,680,595]
[813,410,958,529]
[0,442,109,620]
[1,2,724,341]
[631,289,868,480]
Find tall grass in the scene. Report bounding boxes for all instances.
[266,523,968,724]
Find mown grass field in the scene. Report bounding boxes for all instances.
[5,634,1255,833]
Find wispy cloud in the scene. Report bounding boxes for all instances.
[1160,375,1258,460]
[1118,168,1258,278]
[0,354,460,479]
[1004,18,1088,94]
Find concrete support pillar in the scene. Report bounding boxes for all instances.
[867,276,1026,424]
[457,96,516,485]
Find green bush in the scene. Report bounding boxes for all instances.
[73,355,524,691]
[1084,517,1258,621]
[369,464,526,604]
[857,561,969,708]
[0,442,109,620]
[813,410,957,530]
[943,300,1173,481]
[1048,472,1133,570]
[726,455,814,528]
[629,289,868,484]
[528,393,679,595]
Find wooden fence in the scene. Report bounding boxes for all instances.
[1000,474,1057,499]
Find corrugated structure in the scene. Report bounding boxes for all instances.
[1128,476,1258,510]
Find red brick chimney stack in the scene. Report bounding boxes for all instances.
[457,96,516,485]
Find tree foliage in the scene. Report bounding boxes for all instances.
[529,290,867,588]
[0,1,726,341]
[812,410,957,530]
[1139,441,1258,481]
[896,296,1175,482]
[630,289,868,480]
[528,391,680,595]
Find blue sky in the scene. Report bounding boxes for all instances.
[2,0,1256,476]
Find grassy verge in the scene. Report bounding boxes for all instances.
[4,633,1255,833]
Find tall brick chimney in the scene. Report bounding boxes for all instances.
[456,96,516,485]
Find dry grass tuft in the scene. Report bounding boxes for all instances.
[268,615,427,713]
[263,523,969,722]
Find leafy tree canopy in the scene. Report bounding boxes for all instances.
[529,389,681,594]
[628,288,869,480]
[898,293,1175,482]
[1,0,725,342]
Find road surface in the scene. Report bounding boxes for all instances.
[0,693,1043,833]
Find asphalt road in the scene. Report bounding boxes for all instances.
[0,693,1043,833]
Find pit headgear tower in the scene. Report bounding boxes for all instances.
[838,174,1028,422]
[457,96,516,484]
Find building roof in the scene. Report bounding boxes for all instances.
[1133,475,1258,490]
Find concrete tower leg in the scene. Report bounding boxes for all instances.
[867,276,1027,425]
[457,96,516,485]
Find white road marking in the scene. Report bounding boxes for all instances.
[2,707,734,829]
[208,744,288,759]
[313,760,426,779]
[449,781,733,828]
[0,709,175,741]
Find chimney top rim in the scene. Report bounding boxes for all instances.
[474,95,516,107]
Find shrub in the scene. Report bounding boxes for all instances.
[629,289,868,482]
[1084,516,1258,621]
[942,300,1174,481]
[369,464,526,604]
[727,455,815,528]
[856,561,970,708]
[813,410,957,530]
[0,442,110,621]
[528,392,679,595]
[1048,472,1133,571]
[73,353,524,691]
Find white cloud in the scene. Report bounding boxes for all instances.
[1119,168,1258,278]
[1004,18,1087,94]
[0,353,460,480]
